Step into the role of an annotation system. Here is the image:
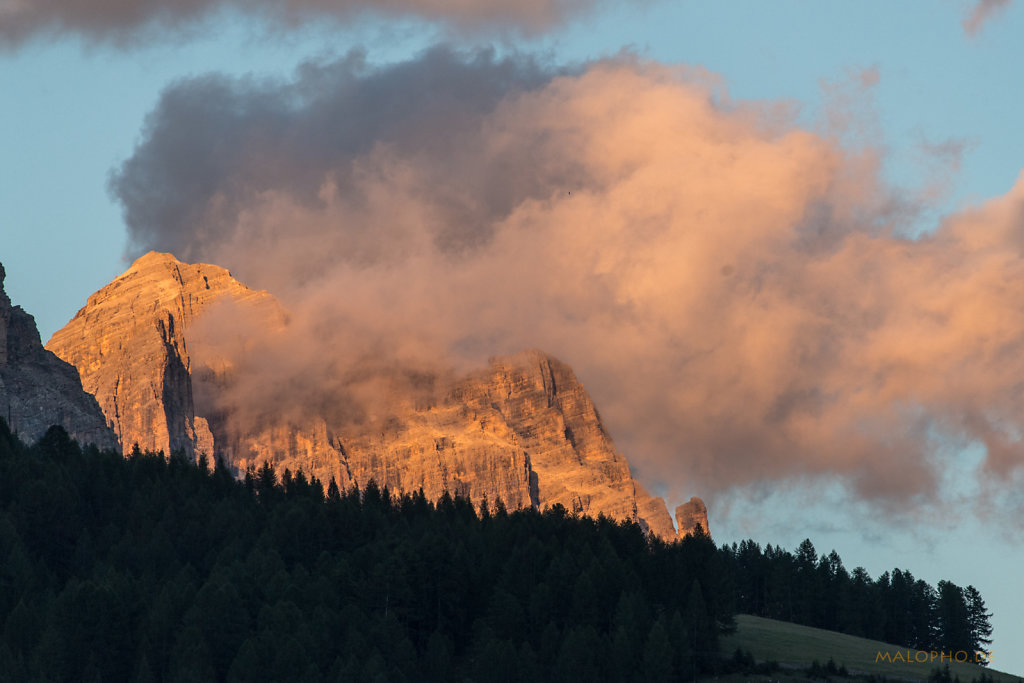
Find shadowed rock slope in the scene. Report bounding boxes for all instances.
[48,252,686,539]
[0,262,116,449]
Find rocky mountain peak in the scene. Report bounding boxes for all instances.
[48,253,700,540]
[47,251,282,457]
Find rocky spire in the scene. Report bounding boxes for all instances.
[676,496,710,537]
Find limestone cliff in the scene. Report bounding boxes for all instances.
[214,352,676,537]
[0,262,117,449]
[454,352,678,539]
[46,252,283,457]
[675,496,710,537]
[49,252,686,539]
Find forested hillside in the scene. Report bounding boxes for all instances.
[0,421,729,682]
[0,420,991,682]
[721,537,993,657]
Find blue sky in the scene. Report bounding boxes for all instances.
[3,0,1023,673]
[6,1,1023,337]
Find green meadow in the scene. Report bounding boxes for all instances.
[719,614,1021,683]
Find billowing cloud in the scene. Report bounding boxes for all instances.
[0,0,613,46]
[112,46,1024,515]
[963,0,1012,36]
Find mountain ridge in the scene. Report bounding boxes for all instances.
[47,251,705,539]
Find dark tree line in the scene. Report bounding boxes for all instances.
[719,537,993,658]
[0,420,994,681]
[0,421,732,682]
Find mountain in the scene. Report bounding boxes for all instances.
[48,251,698,539]
[47,251,283,459]
[0,261,117,449]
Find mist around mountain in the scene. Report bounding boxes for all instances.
[44,251,693,540]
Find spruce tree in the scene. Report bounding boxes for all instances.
[964,585,993,660]
[936,581,972,653]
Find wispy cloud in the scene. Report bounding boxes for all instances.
[963,0,1012,36]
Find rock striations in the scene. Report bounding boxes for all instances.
[454,352,678,539]
[0,262,117,449]
[48,252,696,540]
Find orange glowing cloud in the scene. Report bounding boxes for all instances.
[113,48,1024,515]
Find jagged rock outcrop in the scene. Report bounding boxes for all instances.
[49,252,687,539]
[0,262,117,449]
[233,405,536,514]
[214,351,677,537]
[454,352,678,539]
[675,496,710,537]
[46,251,283,457]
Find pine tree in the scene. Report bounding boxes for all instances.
[935,581,972,653]
[964,585,993,660]
[911,578,939,650]
[423,630,452,683]
[326,477,341,502]
[642,618,673,683]
[685,579,715,674]
[257,461,278,500]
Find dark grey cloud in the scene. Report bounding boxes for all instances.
[0,0,611,46]
[113,46,578,269]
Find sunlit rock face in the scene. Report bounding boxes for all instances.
[46,252,283,457]
[0,262,117,449]
[229,351,678,537]
[454,351,678,539]
[227,400,538,515]
[49,252,681,539]
[675,496,710,537]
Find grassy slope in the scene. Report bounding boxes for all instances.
[720,614,1021,683]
